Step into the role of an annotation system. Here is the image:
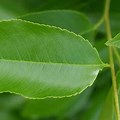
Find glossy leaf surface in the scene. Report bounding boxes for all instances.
[0,20,105,99]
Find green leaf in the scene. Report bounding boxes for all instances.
[106,33,120,48]
[19,10,93,35]
[0,19,105,99]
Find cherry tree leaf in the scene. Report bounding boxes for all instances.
[0,19,106,99]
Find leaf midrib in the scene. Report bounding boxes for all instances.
[0,59,105,67]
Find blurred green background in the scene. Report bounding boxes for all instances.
[0,0,120,119]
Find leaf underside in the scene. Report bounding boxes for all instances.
[0,20,104,99]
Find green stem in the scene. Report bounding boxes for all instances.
[104,0,120,119]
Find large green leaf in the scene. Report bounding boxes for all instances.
[106,33,120,48]
[0,19,105,99]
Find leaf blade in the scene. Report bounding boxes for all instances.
[0,19,105,99]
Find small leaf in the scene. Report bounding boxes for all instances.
[106,33,120,48]
[0,19,106,99]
